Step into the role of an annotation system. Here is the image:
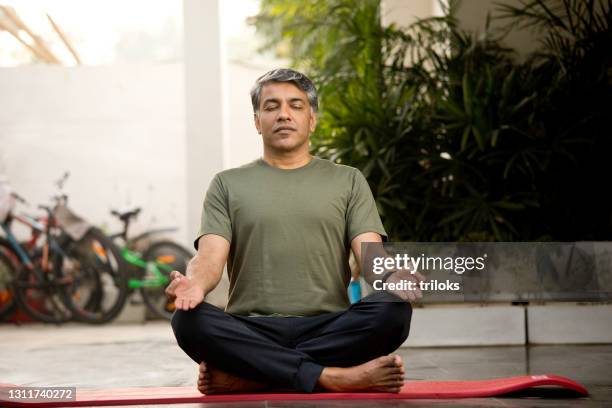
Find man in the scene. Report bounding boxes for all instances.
[167,68,422,394]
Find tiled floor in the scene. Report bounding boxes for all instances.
[1,322,611,407]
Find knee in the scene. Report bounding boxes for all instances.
[171,308,197,346]
[171,305,212,364]
[370,297,412,343]
[170,302,216,345]
[171,302,227,364]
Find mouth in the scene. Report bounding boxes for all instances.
[274,126,296,133]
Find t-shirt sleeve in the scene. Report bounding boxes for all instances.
[194,174,232,250]
[346,168,388,244]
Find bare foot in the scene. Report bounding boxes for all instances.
[317,355,405,393]
[197,361,268,394]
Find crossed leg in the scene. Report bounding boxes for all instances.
[171,291,412,394]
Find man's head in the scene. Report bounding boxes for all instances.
[250,68,318,154]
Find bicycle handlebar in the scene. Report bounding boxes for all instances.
[51,194,68,204]
[38,204,53,215]
[11,192,28,205]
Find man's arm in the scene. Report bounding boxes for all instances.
[165,234,229,310]
[188,234,230,295]
[350,231,383,275]
[350,232,424,302]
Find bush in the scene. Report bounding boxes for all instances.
[253,0,612,241]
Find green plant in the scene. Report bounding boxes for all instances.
[253,0,612,241]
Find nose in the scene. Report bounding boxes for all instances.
[277,103,291,121]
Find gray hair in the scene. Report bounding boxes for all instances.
[250,68,318,114]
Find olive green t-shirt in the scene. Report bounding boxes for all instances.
[195,156,387,316]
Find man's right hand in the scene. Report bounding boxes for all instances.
[165,270,205,310]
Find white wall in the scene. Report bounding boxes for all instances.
[0,64,188,245]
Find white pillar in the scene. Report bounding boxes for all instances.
[382,0,541,59]
[183,0,228,244]
[453,0,541,58]
[382,0,437,28]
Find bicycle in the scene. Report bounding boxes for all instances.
[1,199,83,323]
[109,207,193,320]
[0,180,18,320]
[0,245,16,321]
[0,185,76,323]
[1,175,129,324]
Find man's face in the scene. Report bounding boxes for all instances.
[254,81,317,153]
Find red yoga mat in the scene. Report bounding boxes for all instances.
[0,374,589,407]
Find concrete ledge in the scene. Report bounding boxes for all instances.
[528,303,612,344]
[0,321,173,351]
[402,304,526,347]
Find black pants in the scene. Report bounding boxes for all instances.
[171,291,412,393]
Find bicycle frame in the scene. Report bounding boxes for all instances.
[120,247,172,289]
[1,223,34,268]
[1,212,71,285]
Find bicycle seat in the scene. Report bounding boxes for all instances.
[111,207,141,222]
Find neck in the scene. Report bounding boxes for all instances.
[262,148,313,169]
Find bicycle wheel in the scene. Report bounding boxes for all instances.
[141,240,193,320]
[13,251,73,324]
[57,246,105,322]
[59,228,129,324]
[0,249,17,320]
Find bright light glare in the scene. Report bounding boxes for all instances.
[0,0,182,65]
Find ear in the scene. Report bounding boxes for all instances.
[309,110,318,133]
[254,112,261,134]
